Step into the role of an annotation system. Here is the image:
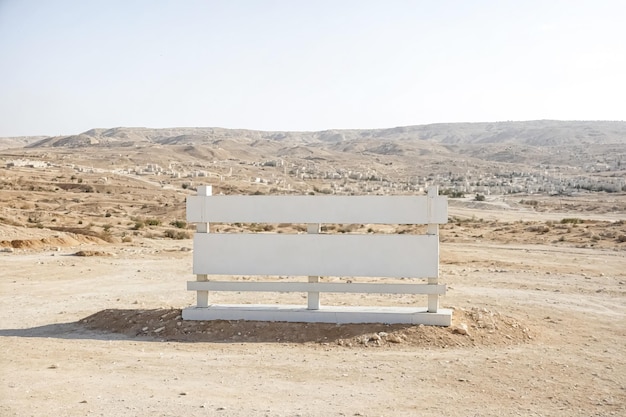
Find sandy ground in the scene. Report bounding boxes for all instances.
[1,221,625,417]
[2,131,625,416]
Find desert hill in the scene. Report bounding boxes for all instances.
[1,120,625,201]
[11,120,626,150]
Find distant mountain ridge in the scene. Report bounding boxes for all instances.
[2,120,624,150]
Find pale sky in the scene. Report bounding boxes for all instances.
[0,0,624,137]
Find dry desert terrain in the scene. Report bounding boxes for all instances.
[1,124,625,416]
[1,194,625,417]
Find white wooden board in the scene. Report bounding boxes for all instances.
[187,281,446,294]
[187,195,448,224]
[182,305,453,326]
[193,233,439,278]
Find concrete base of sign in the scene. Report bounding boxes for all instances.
[182,304,452,326]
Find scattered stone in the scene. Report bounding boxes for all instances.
[387,334,403,344]
[48,364,59,369]
[74,250,111,257]
[154,327,165,333]
[452,323,470,336]
[368,333,381,342]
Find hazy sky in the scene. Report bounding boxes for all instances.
[1,0,624,137]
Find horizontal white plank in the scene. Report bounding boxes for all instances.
[193,233,438,278]
[182,305,453,326]
[187,281,446,294]
[187,194,448,224]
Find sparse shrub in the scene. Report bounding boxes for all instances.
[474,194,486,202]
[527,225,550,233]
[105,212,111,218]
[313,186,332,194]
[132,221,145,230]
[561,218,583,225]
[103,224,112,232]
[145,219,161,226]
[164,229,191,239]
[122,236,133,243]
[440,189,465,198]
[617,235,626,243]
[170,220,187,229]
[520,199,539,207]
[98,231,114,243]
[338,224,359,234]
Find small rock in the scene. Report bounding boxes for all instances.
[79,400,88,404]
[387,335,403,344]
[48,364,59,369]
[154,327,165,333]
[369,334,381,342]
[452,324,469,336]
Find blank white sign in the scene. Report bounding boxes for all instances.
[193,233,439,278]
[187,195,448,224]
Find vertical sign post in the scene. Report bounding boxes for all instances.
[307,223,321,310]
[195,185,211,308]
[427,186,439,313]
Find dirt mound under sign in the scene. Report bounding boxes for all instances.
[79,307,533,348]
